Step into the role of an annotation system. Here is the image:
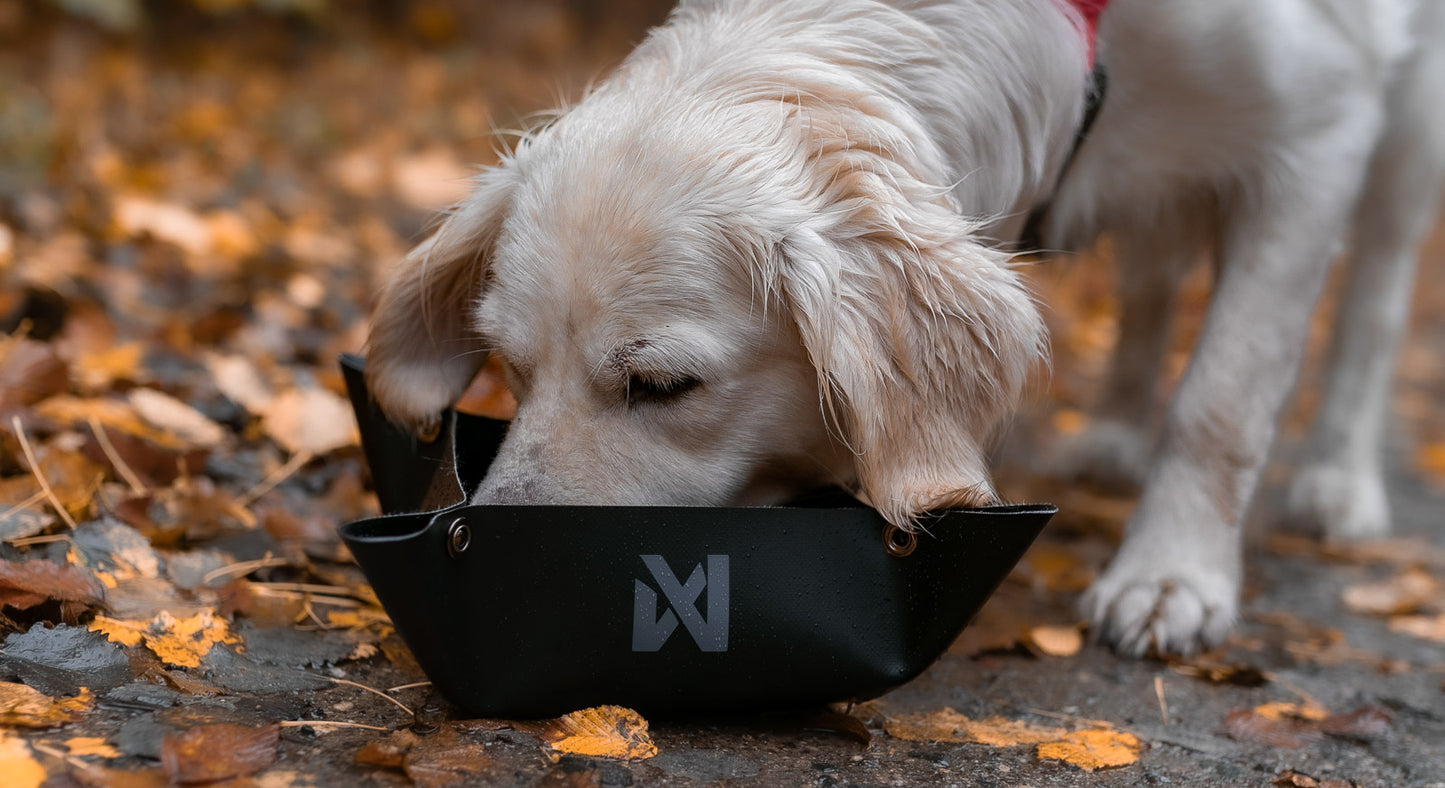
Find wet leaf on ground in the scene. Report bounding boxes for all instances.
[161,722,279,784]
[0,624,130,695]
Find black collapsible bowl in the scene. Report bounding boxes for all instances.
[337,354,1055,718]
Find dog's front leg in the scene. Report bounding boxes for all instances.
[1083,122,1383,656]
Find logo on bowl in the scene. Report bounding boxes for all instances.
[632,555,730,652]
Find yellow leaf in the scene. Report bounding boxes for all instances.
[1254,702,1330,722]
[883,708,1066,746]
[73,342,145,391]
[64,736,121,758]
[90,615,145,646]
[0,732,45,788]
[0,683,92,728]
[1026,624,1084,657]
[1036,728,1142,771]
[93,610,238,667]
[521,706,658,760]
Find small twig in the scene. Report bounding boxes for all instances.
[328,677,415,716]
[246,586,363,608]
[388,681,433,693]
[8,533,73,547]
[1154,675,1169,725]
[237,449,313,507]
[202,554,287,585]
[12,415,79,530]
[279,720,389,732]
[88,416,148,495]
[251,581,354,596]
[0,488,48,524]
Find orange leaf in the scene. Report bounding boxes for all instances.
[1036,728,1142,771]
[518,706,658,760]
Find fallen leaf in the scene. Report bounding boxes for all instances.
[261,386,358,455]
[1025,624,1084,657]
[0,732,44,788]
[204,353,275,413]
[73,342,146,391]
[1169,660,1269,687]
[127,388,227,449]
[1223,708,1322,748]
[93,610,239,668]
[1417,442,1445,486]
[0,682,92,727]
[114,195,213,256]
[0,624,130,695]
[1388,613,1445,642]
[0,337,68,412]
[1317,705,1392,741]
[1272,770,1354,788]
[882,708,1066,746]
[354,729,419,769]
[1341,569,1440,617]
[1036,728,1142,771]
[1254,702,1330,722]
[161,723,278,784]
[0,558,105,609]
[517,706,659,760]
[64,736,122,758]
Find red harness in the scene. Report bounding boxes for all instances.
[1065,0,1108,65]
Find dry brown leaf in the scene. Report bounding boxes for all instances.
[1025,624,1084,657]
[354,730,418,769]
[73,342,146,391]
[92,610,239,667]
[33,396,187,450]
[1036,728,1142,771]
[1169,660,1269,687]
[0,337,68,412]
[0,732,45,788]
[1019,545,1094,593]
[0,558,105,610]
[0,682,92,727]
[882,708,1066,746]
[1272,770,1354,788]
[127,388,227,449]
[518,706,659,760]
[161,723,279,784]
[114,195,214,256]
[204,353,275,413]
[261,386,358,455]
[1389,612,1445,642]
[1341,569,1440,617]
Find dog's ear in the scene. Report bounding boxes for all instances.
[365,166,517,434]
[778,201,1045,527]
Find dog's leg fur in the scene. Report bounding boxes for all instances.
[1288,9,1445,540]
[1051,0,1408,654]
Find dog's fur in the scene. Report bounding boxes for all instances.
[365,0,1445,655]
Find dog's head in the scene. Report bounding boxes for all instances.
[366,72,1045,525]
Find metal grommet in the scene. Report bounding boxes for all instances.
[446,518,471,558]
[883,525,918,558]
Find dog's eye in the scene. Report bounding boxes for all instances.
[626,373,702,404]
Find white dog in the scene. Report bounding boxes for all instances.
[364,0,1445,656]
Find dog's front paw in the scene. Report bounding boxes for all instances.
[1048,418,1151,492]
[1081,552,1238,657]
[1285,463,1390,541]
